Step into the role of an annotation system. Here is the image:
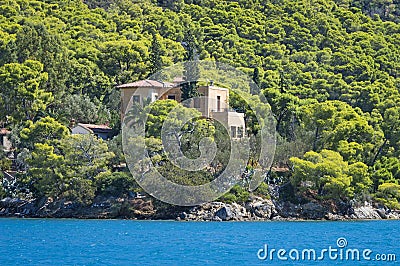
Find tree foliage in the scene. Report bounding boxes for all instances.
[0,0,399,208]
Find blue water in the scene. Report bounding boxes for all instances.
[0,219,398,265]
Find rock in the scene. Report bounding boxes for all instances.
[325,212,344,221]
[271,215,284,221]
[215,206,233,221]
[229,203,248,221]
[0,197,12,207]
[212,216,222,222]
[179,212,187,220]
[0,197,26,208]
[245,196,276,220]
[353,204,382,219]
[301,202,327,220]
[387,211,400,219]
[376,209,387,219]
[275,202,299,218]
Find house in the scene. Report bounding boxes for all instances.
[0,128,12,152]
[71,123,114,140]
[116,79,246,139]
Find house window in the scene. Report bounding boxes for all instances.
[237,127,244,138]
[132,95,140,104]
[168,95,176,100]
[231,126,237,138]
[217,96,221,111]
[194,98,200,108]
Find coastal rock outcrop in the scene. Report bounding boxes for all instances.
[176,197,276,221]
[245,196,277,219]
[215,206,233,221]
[1,195,400,221]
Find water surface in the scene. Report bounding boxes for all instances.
[0,219,398,265]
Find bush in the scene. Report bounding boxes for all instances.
[254,182,270,198]
[63,178,96,205]
[375,182,400,210]
[219,193,237,204]
[0,149,11,171]
[219,184,250,203]
[96,171,138,197]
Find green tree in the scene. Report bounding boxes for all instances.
[28,143,65,200]
[290,150,371,199]
[27,134,114,204]
[11,22,69,97]
[95,171,138,197]
[99,40,149,83]
[372,107,400,165]
[55,94,111,125]
[0,60,52,123]
[19,116,69,150]
[0,148,11,171]
[375,182,400,209]
[263,88,301,138]
[149,33,163,76]
[66,58,112,99]
[60,134,115,182]
[251,67,261,95]
[371,156,400,190]
[299,101,379,159]
[180,29,200,102]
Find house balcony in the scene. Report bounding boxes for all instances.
[209,109,246,139]
[210,107,240,113]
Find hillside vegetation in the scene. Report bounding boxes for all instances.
[0,0,399,209]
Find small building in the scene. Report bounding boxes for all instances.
[71,123,114,140]
[116,79,175,121]
[116,79,246,139]
[0,128,12,152]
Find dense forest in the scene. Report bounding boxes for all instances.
[0,0,399,210]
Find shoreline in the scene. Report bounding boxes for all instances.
[1,214,399,222]
[1,196,399,221]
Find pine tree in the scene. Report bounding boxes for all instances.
[251,67,261,95]
[149,33,163,77]
[180,29,200,103]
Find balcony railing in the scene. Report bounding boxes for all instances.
[210,108,243,113]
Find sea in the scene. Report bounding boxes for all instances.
[0,219,398,265]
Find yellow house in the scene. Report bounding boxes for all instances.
[116,79,246,138]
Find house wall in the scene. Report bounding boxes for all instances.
[159,87,182,102]
[197,86,229,116]
[121,85,230,119]
[119,84,245,138]
[121,86,180,121]
[1,135,12,151]
[211,111,245,139]
[227,112,246,138]
[208,86,228,112]
[121,88,138,118]
[211,111,228,127]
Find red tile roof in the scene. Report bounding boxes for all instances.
[0,128,10,135]
[116,79,174,89]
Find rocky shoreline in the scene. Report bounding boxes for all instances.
[1,195,399,221]
[176,197,400,221]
